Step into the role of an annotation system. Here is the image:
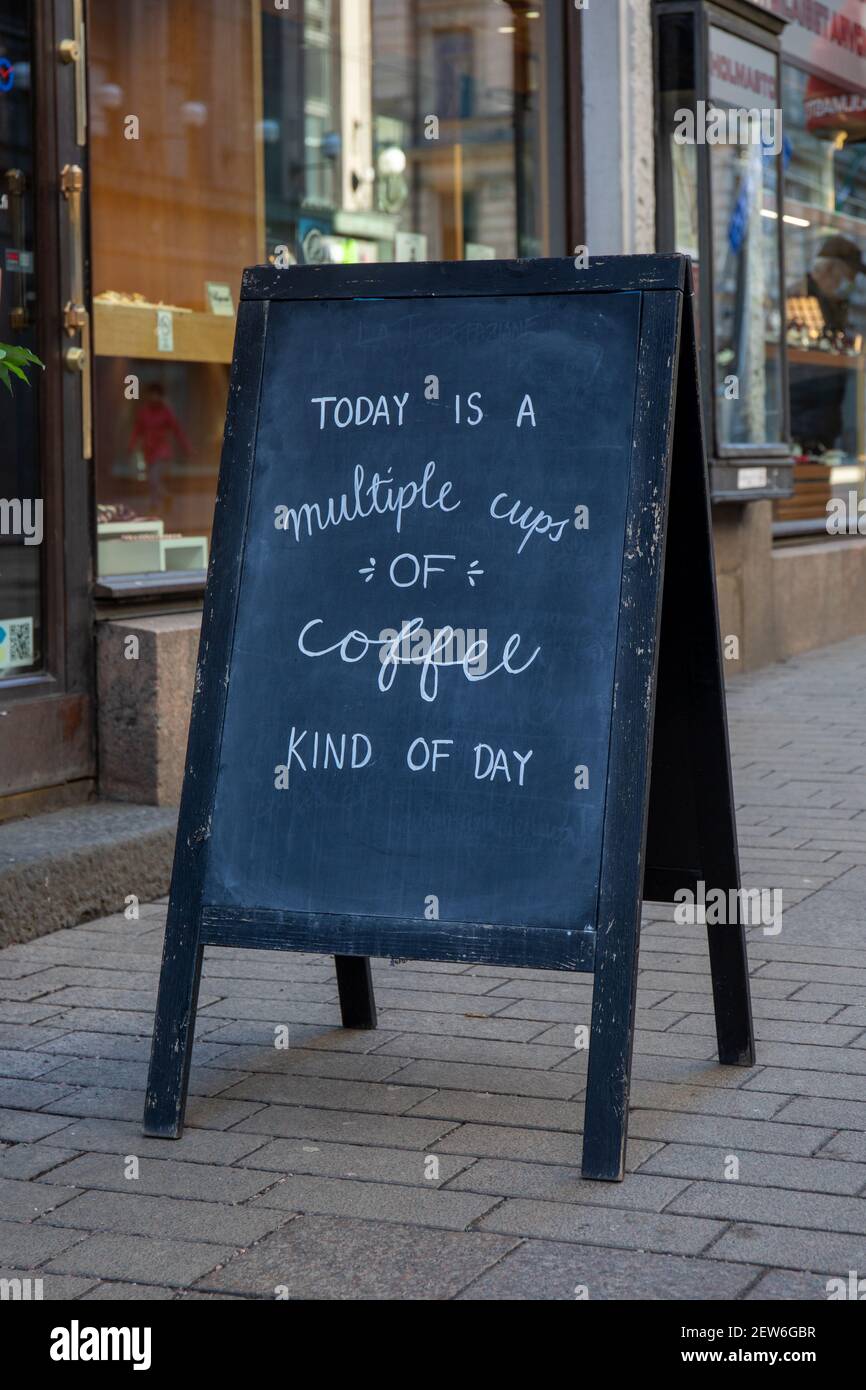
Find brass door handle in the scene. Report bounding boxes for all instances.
[58,0,87,147]
[60,163,92,459]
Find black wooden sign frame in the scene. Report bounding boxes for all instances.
[144,255,754,1182]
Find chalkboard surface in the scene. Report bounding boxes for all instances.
[145,257,754,1180]
[203,291,641,940]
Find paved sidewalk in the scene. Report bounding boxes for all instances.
[2,638,866,1299]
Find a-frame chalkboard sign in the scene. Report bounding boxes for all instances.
[144,255,754,1181]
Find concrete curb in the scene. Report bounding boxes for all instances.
[0,802,177,947]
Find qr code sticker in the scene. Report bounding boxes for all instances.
[0,616,34,668]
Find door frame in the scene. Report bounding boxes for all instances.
[0,0,94,804]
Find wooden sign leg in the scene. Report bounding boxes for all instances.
[582,911,641,1181]
[143,915,203,1138]
[335,955,377,1029]
[581,289,685,1181]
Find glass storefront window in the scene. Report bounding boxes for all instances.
[776,59,866,525]
[0,0,40,677]
[708,26,784,449]
[89,0,555,581]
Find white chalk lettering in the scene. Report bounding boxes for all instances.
[298,617,540,703]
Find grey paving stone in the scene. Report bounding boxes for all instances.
[44,1008,164,1036]
[384,1059,579,1100]
[523,1006,685,1035]
[4,967,160,996]
[407,1090,585,1130]
[483,979,594,1004]
[233,1104,456,1149]
[173,1289,246,1300]
[79,1280,174,1300]
[745,1269,842,1300]
[0,1176,82,1221]
[708,1222,866,1274]
[53,1118,268,1165]
[0,1048,67,1079]
[40,1089,263,1131]
[456,1240,762,1301]
[0,1270,98,1299]
[0,1107,74,1143]
[638,973,795,999]
[236,1137,472,1186]
[670,1181,866,1235]
[0,1078,79,1110]
[221,1074,437,1114]
[38,986,217,1012]
[658,994,840,1023]
[46,1233,236,1288]
[42,1057,242,1097]
[0,1144,80,1180]
[750,1039,866,1073]
[196,1214,518,1299]
[38,1152,280,1203]
[627,1080,782,1120]
[375,1008,547,1042]
[199,978,338,1004]
[203,959,335,984]
[625,1054,761,1088]
[250,1173,498,1230]
[817,1130,866,1163]
[670,1015,862,1047]
[445,1159,689,1210]
[371,1032,574,1070]
[368,970,490,994]
[30,1031,156,1062]
[204,1046,403,1083]
[628,1109,832,1156]
[198,999,341,1025]
[0,1218,86,1265]
[431,1122,663,1170]
[758,961,866,988]
[201,1020,396,1051]
[0,1025,68,1051]
[773,1096,866,1131]
[637,1143,866,1194]
[478,1199,724,1254]
[42,1188,291,1245]
[745,1067,866,1103]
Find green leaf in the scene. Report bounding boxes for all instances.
[0,364,12,393]
[5,362,28,383]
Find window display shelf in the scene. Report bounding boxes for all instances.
[93,300,235,364]
[97,524,209,577]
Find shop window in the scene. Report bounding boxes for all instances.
[776,60,866,527]
[655,2,792,502]
[708,27,784,448]
[0,0,40,678]
[88,0,555,586]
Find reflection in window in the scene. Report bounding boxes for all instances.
[0,0,41,675]
[776,61,866,526]
[89,0,553,578]
[712,135,784,446]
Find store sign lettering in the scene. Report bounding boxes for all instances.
[754,0,866,90]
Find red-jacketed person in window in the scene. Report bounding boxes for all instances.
[128,381,192,515]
